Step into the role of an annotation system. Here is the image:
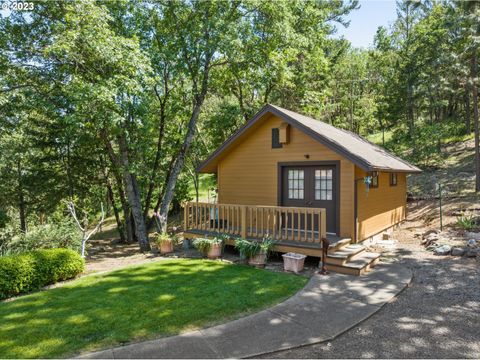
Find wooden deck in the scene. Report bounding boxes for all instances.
[183,202,332,257]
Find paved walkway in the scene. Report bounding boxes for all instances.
[81,263,412,359]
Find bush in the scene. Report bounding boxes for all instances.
[5,220,82,255]
[235,238,275,259]
[0,248,84,300]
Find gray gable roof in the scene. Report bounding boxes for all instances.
[198,104,422,173]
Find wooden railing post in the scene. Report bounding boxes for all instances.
[184,202,189,231]
[241,205,247,238]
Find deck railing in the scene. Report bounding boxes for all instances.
[183,202,326,245]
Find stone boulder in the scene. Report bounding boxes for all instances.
[467,239,478,248]
[466,248,478,257]
[434,245,451,256]
[451,247,465,256]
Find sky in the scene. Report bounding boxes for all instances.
[334,0,398,48]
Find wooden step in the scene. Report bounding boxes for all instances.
[325,244,366,266]
[328,237,351,252]
[326,252,381,276]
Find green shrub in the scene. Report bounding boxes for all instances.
[0,248,84,300]
[456,213,478,230]
[6,220,82,255]
[234,238,275,259]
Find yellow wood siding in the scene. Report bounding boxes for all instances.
[355,167,406,240]
[217,114,355,238]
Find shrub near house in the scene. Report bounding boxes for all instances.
[0,248,84,300]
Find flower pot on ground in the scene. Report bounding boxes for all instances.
[282,252,307,273]
[248,251,267,268]
[235,238,275,268]
[154,232,178,255]
[192,237,224,259]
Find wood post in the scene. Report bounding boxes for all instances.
[241,205,247,238]
[184,202,189,232]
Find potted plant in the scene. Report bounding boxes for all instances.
[154,232,178,254]
[192,237,223,259]
[235,238,275,268]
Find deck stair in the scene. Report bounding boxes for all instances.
[325,239,381,276]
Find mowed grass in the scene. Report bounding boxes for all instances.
[0,259,307,358]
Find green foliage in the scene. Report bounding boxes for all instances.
[4,220,82,256]
[235,238,275,259]
[153,232,178,246]
[0,248,84,300]
[456,213,478,231]
[0,209,9,229]
[192,237,223,254]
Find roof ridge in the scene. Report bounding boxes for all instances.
[268,104,420,172]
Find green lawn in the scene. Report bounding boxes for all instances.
[0,259,307,358]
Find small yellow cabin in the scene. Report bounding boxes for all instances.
[184,104,421,275]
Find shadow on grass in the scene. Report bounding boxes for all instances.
[0,259,306,359]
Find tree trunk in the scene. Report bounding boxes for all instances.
[102,132,135,243]
[17,161,26,232]
[466,82,472,134]
[158,100,206,233]
[472,48,480,192]
[407,82,415,139]
[106,178,126,243]
[118,133,150,251]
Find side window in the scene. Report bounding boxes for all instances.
[371,174,379,188]
[390,173,397,186]
[288,170,304,199]
[315,169,333,200]
[272,128,282,149]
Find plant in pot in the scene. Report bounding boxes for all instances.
[154,232,178,254]
[235,238,275,268]
[192,237,224,259]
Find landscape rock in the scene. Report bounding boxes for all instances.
[466,248,478,257]
[422,233,439,246]
[434,245,451,256]
[422,229,440,239]
[467,239,478,248]
[451,247,465,256]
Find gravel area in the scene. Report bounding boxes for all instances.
[260,220,480,359]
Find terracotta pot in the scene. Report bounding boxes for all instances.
[160,240,174,254]
[207,243,222,259]
[248,251,267,268]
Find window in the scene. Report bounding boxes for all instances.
[390,173,397,186]
[272,128,282,148]
[371,174,379,188]
[288,170,304,199]
[315,169,333,200]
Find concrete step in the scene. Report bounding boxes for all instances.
[326,252,381,276]
[325,244,366,266]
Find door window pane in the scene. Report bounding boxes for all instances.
[315,169,333,200]
[288,169,304,199]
